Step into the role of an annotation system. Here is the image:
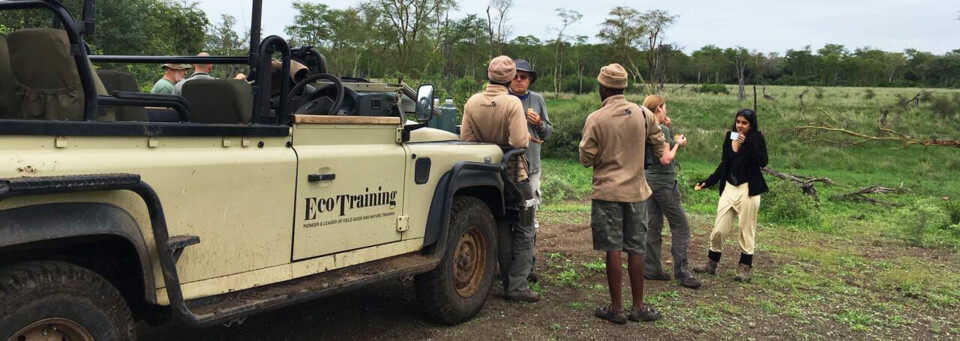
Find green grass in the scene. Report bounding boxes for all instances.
[539,85,960,250]
[533,86,960,339]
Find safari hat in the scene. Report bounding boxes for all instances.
[514,59,537,83]
[162,63,193,70]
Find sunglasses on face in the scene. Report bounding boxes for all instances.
[514,74,530,80]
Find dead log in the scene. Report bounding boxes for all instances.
[797,89,809,117]
[793,123,960,148]
[904,92,920,108]
[762,167,835,197]
[762,86,777,101]
[835,183,906,207]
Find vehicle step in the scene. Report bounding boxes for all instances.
[184,253,439,326]
[167,235,200,263]
[167,235,201,250]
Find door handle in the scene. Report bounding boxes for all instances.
[308,173,336,182]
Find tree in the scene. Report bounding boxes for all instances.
[691,45,724,84]
[284,2,331,48]
[548,8,581,96]
[727,47,750,100]
[784,46,817,85]
[205,14,245,78]
[640,9,676,91]
[485,0,512,59]
[374,0,455,73]
[817,44,847,86]
[571,35,588,93]
[205,14,243,55]
[596,7,646,85]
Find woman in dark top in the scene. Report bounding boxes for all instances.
[693,109,768,282]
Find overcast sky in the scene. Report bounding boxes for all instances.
[197,0,960,55]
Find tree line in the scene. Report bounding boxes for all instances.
[3,0,958,96]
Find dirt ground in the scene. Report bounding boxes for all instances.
[141,211,959,341]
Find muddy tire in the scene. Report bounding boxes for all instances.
[415,196,497,325]
[0,261,136,341]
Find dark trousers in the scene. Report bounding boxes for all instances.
[644,180,692,278]
[497,180,536,295]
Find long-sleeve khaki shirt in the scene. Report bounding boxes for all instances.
[461,84,530,181]
[578,94,665,202]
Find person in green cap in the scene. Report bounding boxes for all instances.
[150,63,191,95]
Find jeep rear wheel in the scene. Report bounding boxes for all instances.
[415,196,497,325]
[0,261,136,341]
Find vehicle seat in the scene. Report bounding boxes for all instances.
[181,79,253,124]
[97,69,148,121]
[6,28,107,121]
[0,34,19,118]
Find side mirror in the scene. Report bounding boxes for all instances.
[415,84,435,122]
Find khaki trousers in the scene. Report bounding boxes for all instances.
[709,182,761,255]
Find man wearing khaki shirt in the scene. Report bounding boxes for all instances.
[460,55,539,303]
[579,63,665,324]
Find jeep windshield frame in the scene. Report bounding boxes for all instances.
[0,0,293,135]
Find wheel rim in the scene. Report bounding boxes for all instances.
[453,225,487,298]
[7,318,94,341]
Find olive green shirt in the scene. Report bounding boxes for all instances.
[646,124,677,184]
[150,78,176,95]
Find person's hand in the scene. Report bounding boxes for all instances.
[737,132,746,144]
[234,72,247,80]
[526,109,543,127]
[530,136,544,144]
[695,182,704,191]
[663,116,672,127]
[677,134,687,147]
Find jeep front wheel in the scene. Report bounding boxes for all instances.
[0,261,136,341]
[415,196,497,325]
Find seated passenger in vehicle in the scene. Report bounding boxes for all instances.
[173,53,216,95]
[151,63,191,95]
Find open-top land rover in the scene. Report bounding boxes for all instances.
[0,1,524,339]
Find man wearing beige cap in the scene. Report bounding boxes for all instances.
[461,55,539,303]
[579,63,665,323]
[150,63,191,95]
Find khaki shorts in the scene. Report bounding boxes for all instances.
[590,199,647,254]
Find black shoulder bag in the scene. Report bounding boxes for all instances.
[642,109,656,169]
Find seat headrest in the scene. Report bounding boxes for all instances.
[97,69,147,121]
[98,69,140,93]
[181,79,253,124]
[6,28,107,120]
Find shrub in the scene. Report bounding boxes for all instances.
[895,198,950,246]
[760,179,824,229]
[540,173,580,203]
[451,76,480,111]
[694,84,729,95]
[928,93,960,119]
[863,89,876,100]
[540,96,599,159]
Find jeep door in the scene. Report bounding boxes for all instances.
[289,115,407,260]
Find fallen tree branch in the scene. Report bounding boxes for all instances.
[762,167,835,197]
[762,167,835,185]
[841,183,907,196]
[833,183,907,207]
[793,123,960,148]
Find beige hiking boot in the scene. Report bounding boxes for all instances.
[693,260,718,275]
[734,264,752,282]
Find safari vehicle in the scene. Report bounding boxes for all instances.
[0,0,526,339]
